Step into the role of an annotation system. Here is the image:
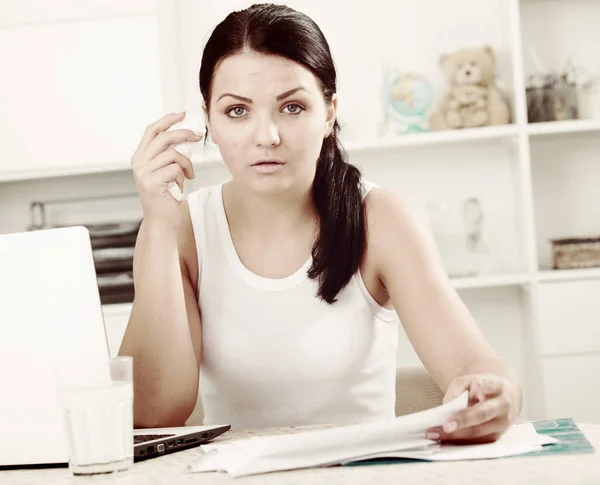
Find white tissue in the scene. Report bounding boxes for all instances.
[167,181,184,201]
[164,112,205,201]
[167,112,205,159]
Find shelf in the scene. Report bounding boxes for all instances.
[527,119,600,137]
[344,124,520,154]
[537,267,600,283]
[450,273,531,290]
[0,152,222,184]
[0,161,133,183]
[192,126,520,165]
[0,125,521,184]
[3,119,597,184]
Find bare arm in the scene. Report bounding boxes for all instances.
[118,203,201,428]
[365,188,522,404]
[117,112,203,428]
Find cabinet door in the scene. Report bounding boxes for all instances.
[102,303,132,357]
[0,1,164,179]
[542,354,600,424]
[537,280,600,356]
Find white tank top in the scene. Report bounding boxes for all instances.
[187,180,399,429]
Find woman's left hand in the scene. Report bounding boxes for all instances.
[426,373,521,444]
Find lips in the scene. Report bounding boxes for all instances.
[250,159,286,174]
[252,159,284,166]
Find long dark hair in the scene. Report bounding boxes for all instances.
[199,3,365,304]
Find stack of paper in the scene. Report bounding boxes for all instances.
[187,392,557,477]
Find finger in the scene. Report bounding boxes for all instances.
[437,417,509,443]
[174,172,185,191]
[470,375,504,403]
[143,148,195,180]
[442,375,471,404]
[144,130,203,163]
[153,163,184,193]
[137,112,187,152]
[427,417,509,442]
[443,395,509,434]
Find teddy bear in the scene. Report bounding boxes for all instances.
[430,45,511,130]
[447,84,489,128]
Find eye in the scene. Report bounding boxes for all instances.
[283,103,304,114]
[226,106,248,118]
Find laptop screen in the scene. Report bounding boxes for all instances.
[0,226,109,466]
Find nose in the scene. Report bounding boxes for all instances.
[253,115,280,149]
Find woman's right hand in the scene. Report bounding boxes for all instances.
[131,112,203,229]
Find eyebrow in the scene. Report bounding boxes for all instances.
[216,87,308,103]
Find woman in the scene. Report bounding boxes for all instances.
[119,3,522,443]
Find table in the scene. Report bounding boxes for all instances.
[1,423,598,485]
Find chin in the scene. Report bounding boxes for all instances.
[240,169,313,196]
[247,174,295,195]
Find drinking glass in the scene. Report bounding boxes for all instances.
[56,356,133,475]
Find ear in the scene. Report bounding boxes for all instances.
[202,101,214,143]
[324,93,338,138]
[439,53,449,67]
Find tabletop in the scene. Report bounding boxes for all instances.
[1,423,598,485]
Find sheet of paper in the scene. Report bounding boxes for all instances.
[345,423,558,463]
[188,391,469,476]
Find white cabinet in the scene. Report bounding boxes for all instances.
[102,303,132,357]
[536,281,600,424]
[537,281,600,356]
[0,1,170,180]
[542,355,600,425]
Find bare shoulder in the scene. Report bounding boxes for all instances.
[363,186,426,248]
[363,186,443,285]
[178,200,199,292]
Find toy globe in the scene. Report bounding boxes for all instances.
[381,70,434,134]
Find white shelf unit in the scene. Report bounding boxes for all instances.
[0,124,522,182]
[1,0,600,424]
[2,118,598,181]
[527,119,600,136]
[451,273,530,290]
[537,268,600,283]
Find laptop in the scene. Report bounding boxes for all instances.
[0,226,230,468]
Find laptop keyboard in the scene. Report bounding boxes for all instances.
[134,433,176,445]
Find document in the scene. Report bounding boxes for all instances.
[342,423,556,463]
[187,392,556,477]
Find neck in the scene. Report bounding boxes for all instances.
[222,180,318,235]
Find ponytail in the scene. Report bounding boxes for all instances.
[309,121,366,304]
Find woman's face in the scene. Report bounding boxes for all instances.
[206,51,336,195]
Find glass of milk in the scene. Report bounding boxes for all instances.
[56,356,133,475]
